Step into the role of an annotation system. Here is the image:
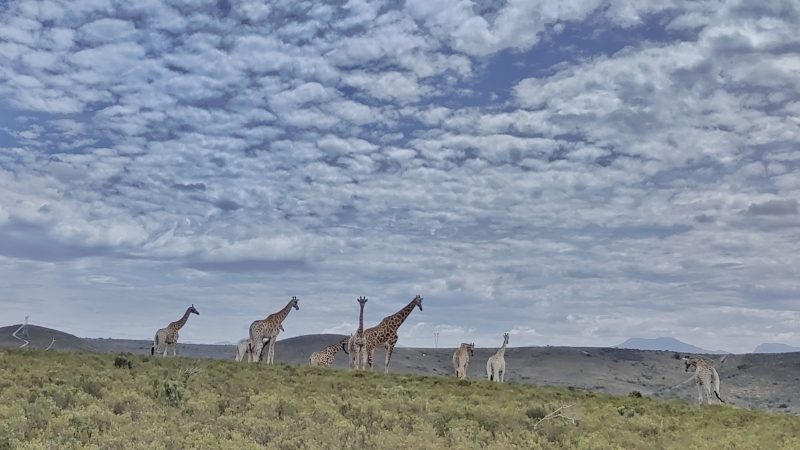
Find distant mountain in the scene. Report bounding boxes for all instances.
[615,337,729,354]
[753,343,800,354]
[214,341,235,345]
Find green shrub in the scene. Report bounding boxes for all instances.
[2,348,800,450]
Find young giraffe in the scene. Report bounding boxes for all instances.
[362,295,423,373]
[249,296,299,364]
[353,296,368,370]
[453,343,474,379]
[309,337,349,367]
[487,333,509,382]
[151,304,199,357]
[235,325,284,362]
[683,356,725,404]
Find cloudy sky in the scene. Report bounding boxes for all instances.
[1,0,799,353]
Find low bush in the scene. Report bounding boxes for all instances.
[0,348,799,449]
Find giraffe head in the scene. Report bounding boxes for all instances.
[460,343,474,356]
[412,295,423,311]
[189,304,200,315]
[683,356,696,372]
[290,296,300,310]
[357,296,368,306]
[503,333,509,346]
[340,337,349,354]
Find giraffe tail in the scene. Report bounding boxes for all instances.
[340,337,349,354]
[712,368,725,404]
[151,335,158,355]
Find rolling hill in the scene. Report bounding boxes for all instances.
[3,325,800,413]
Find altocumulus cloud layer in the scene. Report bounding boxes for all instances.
[1,0,799,352]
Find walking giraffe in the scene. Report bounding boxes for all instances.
[487,333,509,382]
[235,325,283,362]
[151,305,199,357]
[683,356,725,404]
[453,343,474,379]
[249,296,299,364]
[309,338,349,367]
[362,295,423,373]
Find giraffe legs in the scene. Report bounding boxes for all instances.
[696,382,706,404]
[359,346,368,371]
[384,344,395,374]
[367,347,376,372]
[267,338,276,364]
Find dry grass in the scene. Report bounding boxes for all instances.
[1,348,799,449]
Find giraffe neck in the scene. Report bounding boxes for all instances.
[496,342,507,357]
[272,300,295,325]
[171,308,193,330]
[384,299,417,331]
[357,302,365,334]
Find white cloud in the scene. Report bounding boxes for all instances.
[0,0,798,353]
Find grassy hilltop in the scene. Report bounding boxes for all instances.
[1,349,799,449]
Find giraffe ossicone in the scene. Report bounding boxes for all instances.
[151,304,199,357]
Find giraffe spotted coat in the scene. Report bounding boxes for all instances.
[249,296,299,364]
[362,295,423,373]
[309,338,348,367]
[453,343,474,379]
[151,305,199,357]
[487,333,509,382]
[684,356,725,404]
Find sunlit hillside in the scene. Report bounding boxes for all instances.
[1,349,799,449]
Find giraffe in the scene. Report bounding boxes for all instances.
[362,295,423,373]
[235,325,283,362]
[151,304,199,357]
[487,333,509,382]
[249,296,299,364]
[353,296,368,370]
[683,356,725,404]
[347,334,358,369]
[453,343,474,379]
[235,338,252,362]
[309,337,349,367]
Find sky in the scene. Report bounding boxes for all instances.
[0,0,799,353]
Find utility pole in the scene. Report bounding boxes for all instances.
[434,332,439,348]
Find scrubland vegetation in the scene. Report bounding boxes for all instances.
[1,349,799,449]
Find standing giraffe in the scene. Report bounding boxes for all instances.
[249,296,299,364]
[453,343,474,379]
[353,296,368,369]
[235,325,283,362]
[151,305,199,357]
[362,295,423,373]
[683,356,725,404]
[309,338,349,367]
[487,333,509,382]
